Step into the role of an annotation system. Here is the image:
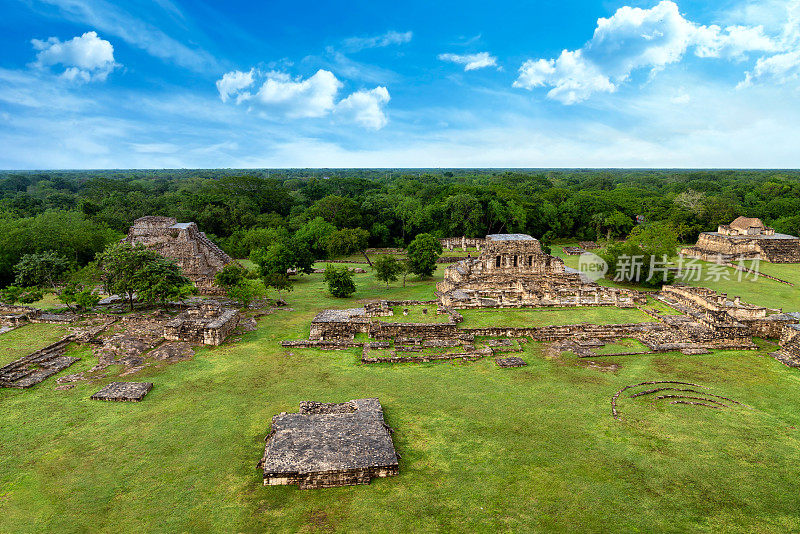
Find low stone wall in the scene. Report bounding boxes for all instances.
[462,322,663,342]
[362,348,491,364]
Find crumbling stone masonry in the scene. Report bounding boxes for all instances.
[0,335,79,388]
[163,302,239,346]
[125,216,234,293]
[437,234,644,309]
[440,236,485,251]
[773,324,800,367]
[681,217,800,263]
[260,398,399,489]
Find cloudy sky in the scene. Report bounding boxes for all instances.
[1,0,799,168]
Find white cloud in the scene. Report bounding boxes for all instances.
[31,31,118,82]
[514,0,783,103]
[342,30,413,52]
[740,0,800,85]
[335,86,390,129]
[514,51,615,104]
[216,68,391,128]
[215,69,255,103]
[438,52,498,71]
[740,49,800,85]
[252,70,342,118]
[38,0,217,71]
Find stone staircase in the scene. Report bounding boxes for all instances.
[0,335,79,388]
[772,337,800,368]
[197,232,233,264]
[757,240,800,263]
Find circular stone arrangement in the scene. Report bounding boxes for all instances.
[611,381,744,420]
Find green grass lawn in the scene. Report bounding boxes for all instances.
[592,338,651,354]
[381,305,450,324]
[0,323,68,367]
[2,270,800,532]
[458,306,655,328]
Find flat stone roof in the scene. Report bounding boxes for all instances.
[701,231,799,240]
[312,308,366,323]
[486,233,536,241]
[170,222,194,230]
[262,398,398,476]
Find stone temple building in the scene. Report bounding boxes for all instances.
[681,216,800,263]
[125,216,233,293]
[437,233,641,308]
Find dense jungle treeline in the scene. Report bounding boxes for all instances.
[1,168,800,287]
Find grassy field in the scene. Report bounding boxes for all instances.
[458,306,655,328]
[383,305,450,323]
[2,267,800,532]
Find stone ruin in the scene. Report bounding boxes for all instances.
[440,236,485,251]
[0,335,81,388]
[163,302,239,346]
[284,283,799,365]
[260,398,399,489]
[125,216,234,294]
[681,216,800,263]
[91,381,153,402]
[773,323,800,367]
[1,304,76,333]
[612,380,745,420]
[437,234,643,309]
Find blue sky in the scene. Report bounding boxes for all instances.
[1,0,799,168]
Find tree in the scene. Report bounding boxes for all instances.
[373,254,403,288]
[214,262,247,289]
[0,285,43,305]
[13,251,72,289]
[134,256,194,307]
[406,233,443,278]
[600,223,679,288]
[250,239,314,279]
[325,228,370,258]
[263,273,293,301]
[226,278,267,307]
[603,210,633,240]
[96,242,192,311]
[295,217,336,257]
[57,282,101,312]
[323,264,356,298]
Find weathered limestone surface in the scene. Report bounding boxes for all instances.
[125,216,233,293]
[681,217,800,263]
[91,381,153,401]
[261,398,399,489]
[495,357,527,367]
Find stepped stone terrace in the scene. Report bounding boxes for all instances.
[125,216,233,293]
[681,216,800,263]
[260,398,399,489]
[437,233,643,309]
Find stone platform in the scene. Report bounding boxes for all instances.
[91,382,153,402]
[495,356,527,367]
[260,398,399,489]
